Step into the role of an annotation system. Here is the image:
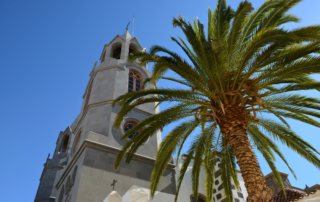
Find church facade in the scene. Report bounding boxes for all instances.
[34,31,249,202]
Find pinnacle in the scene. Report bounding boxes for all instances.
[121,29,132,40]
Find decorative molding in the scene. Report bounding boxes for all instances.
[55,139,175,188]
[82,77,95,99]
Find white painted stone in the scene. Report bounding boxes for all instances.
[103,191,122,202]
[122,185,148,202]
[298,190,320,202]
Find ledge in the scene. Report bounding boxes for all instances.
[34,197,55,202]
[55,139,175,188]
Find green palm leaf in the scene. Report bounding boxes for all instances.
[114,0,320,201]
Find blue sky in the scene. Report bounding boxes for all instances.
[1,0,320,201]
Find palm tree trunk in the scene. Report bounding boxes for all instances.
[216,106,273,202]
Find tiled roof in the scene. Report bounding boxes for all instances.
[273,188,306,202]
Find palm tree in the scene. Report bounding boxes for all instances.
[112,0,320,201]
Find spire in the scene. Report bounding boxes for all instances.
[121,29,132,40]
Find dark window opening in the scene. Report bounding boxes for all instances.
[112,46,122,59]
[191,197,206,202]
[129,47,136,56]
[60,136,69,152]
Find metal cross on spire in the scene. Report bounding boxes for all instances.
[111,179,117,191]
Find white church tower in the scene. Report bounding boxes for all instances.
[34,30,177,202]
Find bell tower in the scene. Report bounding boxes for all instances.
[74,29,161,158]
[35,30,176,202]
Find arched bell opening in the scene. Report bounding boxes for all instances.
[128,44,138,56]
[60,135,70,153]
[111,43,122,59]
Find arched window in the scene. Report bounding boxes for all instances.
[60,135,70,152]
[123,122,142,139]
[112,45,122,59]
[128,70,142,93]
[73,131,81,153]
[85,81,93,110]
[58,185,64,202]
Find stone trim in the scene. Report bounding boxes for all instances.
[82,77,95,98]
[55,139,175,188]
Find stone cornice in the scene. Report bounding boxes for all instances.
[55,139,175,188]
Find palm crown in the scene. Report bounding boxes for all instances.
[112,0,320,201]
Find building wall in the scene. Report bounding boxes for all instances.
[55,146,86,202]
[174,157,248,202]
[265,172,292,196]
[42,31,175,202]
[55,140,176,202]
[35,127,75,202]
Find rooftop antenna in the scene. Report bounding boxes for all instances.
[132,14,134,36]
